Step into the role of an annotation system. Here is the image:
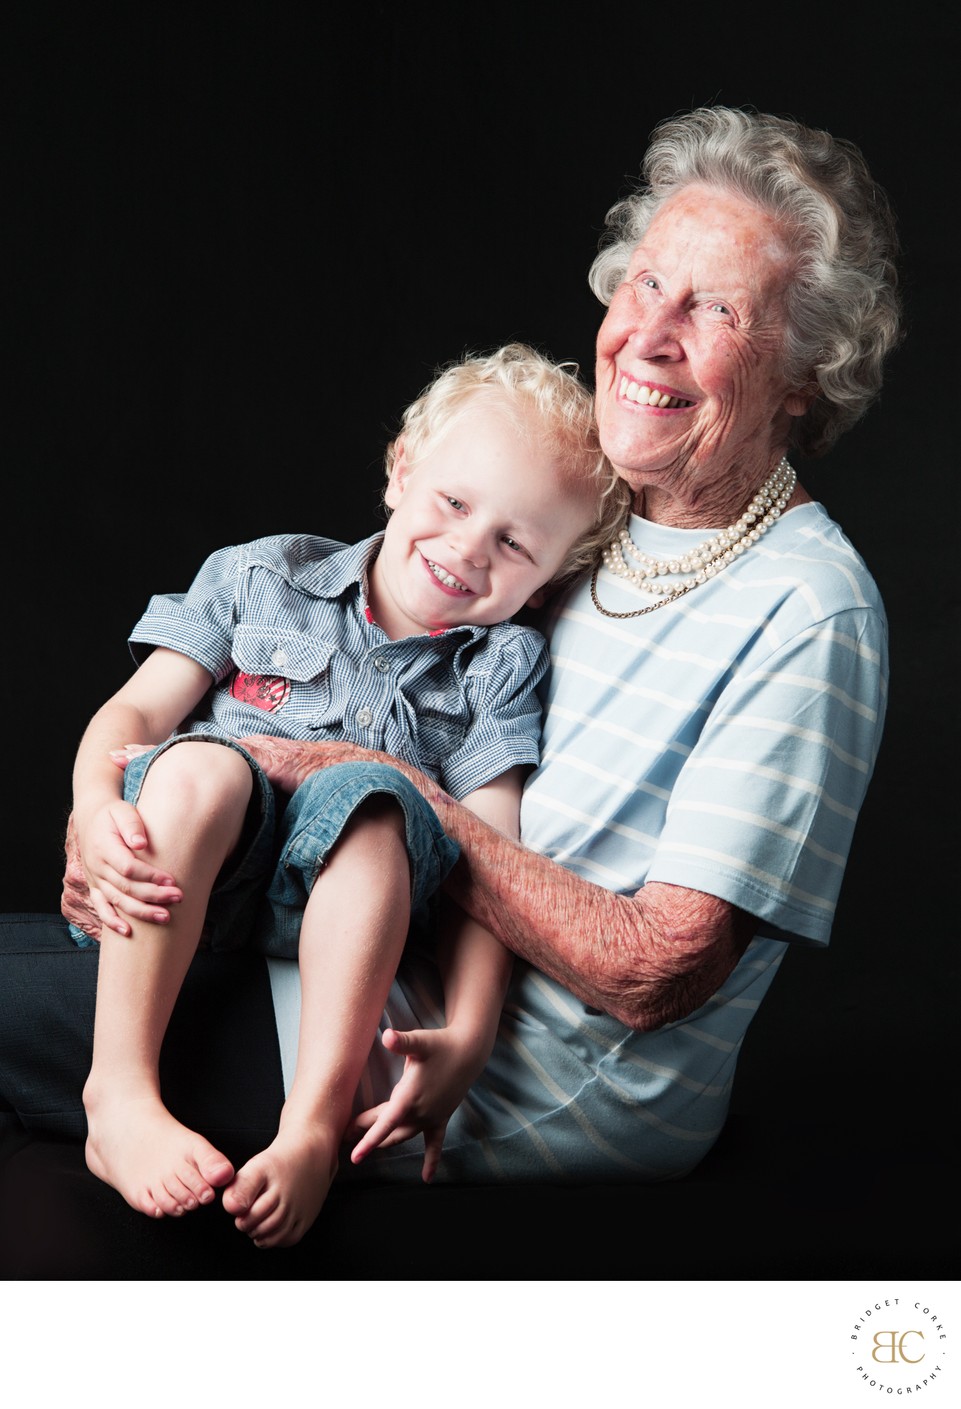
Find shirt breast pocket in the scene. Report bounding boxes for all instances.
[231,626,338,731]
[410,707,470,777]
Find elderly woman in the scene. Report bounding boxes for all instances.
[5,107,899,1205]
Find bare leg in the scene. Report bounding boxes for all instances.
[82,742,252,1218]
[224,797,411,1247]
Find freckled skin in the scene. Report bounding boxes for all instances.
[594,184,811,528]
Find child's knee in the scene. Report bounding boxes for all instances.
[344,792,407,837]
[141,739,254,816]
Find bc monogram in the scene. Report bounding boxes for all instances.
[871,1330,925,1364]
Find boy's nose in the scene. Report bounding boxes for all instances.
[449,528,490,569]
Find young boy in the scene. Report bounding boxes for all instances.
[69,343,628,1248]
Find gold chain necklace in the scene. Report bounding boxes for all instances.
[591,457,796,620]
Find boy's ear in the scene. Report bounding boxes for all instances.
[525,584,553,609]
[384,436,411,510]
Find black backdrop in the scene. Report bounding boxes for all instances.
[4,6,955,1182]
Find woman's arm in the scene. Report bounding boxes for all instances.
[239,736,756,1031]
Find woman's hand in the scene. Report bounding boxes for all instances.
[238,735,378,795]
[107,743,152,768]
[62,813,104,940]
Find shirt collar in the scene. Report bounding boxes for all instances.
[291,532,385,599]
[293,531,488,641]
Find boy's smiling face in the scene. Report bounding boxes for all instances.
[366,400,597,639]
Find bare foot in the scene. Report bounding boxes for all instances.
[222,1117,339,1248]
[84,1090,234,1218]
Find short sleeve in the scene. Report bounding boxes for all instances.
[647,606,888,942]
[441,625,549,800]
[128,544,250,680]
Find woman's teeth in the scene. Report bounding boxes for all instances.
[619,376,692,408]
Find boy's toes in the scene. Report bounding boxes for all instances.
[222,1161,267,1219]
[249,1206,296,1248]
[235,1187,279,1234]
[179,1154,229,1205]
[163,1173,205,1211]
[199,1152,234,1188]
[141,1184,183,1219]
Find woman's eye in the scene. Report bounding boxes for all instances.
[709,302,732,316]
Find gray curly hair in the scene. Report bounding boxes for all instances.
[385,343,631,581]
[588,107,902,458]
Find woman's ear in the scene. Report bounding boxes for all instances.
[384,437,411,510]
[783,381,818,418]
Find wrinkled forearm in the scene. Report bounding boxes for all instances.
[240,736,755,1030]
[430,807,752,1031]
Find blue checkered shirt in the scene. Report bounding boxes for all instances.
[128,532,547,800]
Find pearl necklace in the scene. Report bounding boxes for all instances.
[591,456,797,620]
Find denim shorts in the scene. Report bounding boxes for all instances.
[69,735,460,960]
[257,759,460,959]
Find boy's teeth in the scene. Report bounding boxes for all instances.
[428,560,469,591]
[619,376,692,409]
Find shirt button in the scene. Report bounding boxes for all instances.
[355,707,374,728]
[372,655,389,672]
[271,649,289,669]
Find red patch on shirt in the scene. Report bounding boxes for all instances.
[229,671,291,712]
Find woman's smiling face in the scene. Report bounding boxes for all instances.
[594,184,809,520]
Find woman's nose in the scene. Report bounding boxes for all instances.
[629,305,684,361]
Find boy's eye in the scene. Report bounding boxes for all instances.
[502,536,522,553]
[445,495,466,511]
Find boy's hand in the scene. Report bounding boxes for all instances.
[346,1026,484,1183]
[62,803,182,939]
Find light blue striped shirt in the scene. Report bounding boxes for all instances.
[128,532,547,801]
[319,500,889,1183]
[522,499,887,943]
